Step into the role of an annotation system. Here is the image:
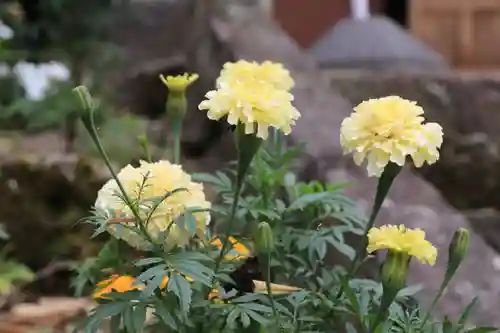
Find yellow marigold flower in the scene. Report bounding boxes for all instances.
[340,96,443,177]
[95,160,211,250]
[159,73,199,92]
[367,224,437,265]
[199,80,300,139]
[217,60,295,91]
[210,236,251,260]
[93,275,141,299]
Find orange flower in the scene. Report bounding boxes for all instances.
[93,275,141,299]
[210,236,251,260]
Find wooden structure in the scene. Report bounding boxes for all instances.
[410,0,500,69]
[273,0,384,48]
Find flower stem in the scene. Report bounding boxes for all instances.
[261,252,281,330]
[336,163,401,299]
[171,117,182,164]
[214,182,242,273]
[419,276,450,330]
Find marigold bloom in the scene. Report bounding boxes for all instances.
[340,96,443,177]
[217,60,295,92]
[159,73,199,92]
[367,224,437,265]
[210,236,251,260]
[199,80,300,139]
[93,275,140,299]
[95,160,211,250]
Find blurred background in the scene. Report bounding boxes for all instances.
[2,0,500,331]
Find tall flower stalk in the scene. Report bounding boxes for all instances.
[336,96,443,299]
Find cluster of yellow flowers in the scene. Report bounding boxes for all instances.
[198,60,301,139]
[93,60,445,299]
[95,160,211,250]
[340,96,443,177]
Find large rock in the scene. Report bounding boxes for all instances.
[211,14,500,327]
[0,133,109,295]
[309,16,449,72]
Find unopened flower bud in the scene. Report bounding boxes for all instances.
[255,222,274,254]
[73,86,95,132]
[381,250,409,293]
[445,228,470,281]
[449,228,470,266]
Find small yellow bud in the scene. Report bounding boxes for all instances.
[159,73,198,121]
[159,73,199,92]
[254,222,274,254]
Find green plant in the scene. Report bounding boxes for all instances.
[71,62,498,333]
[0,224,35,295]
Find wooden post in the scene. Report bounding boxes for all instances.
[458,0,474,67]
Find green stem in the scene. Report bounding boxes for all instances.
[214,181,242,273]
[171,117,182,164]
[419,276,449,330]
[86,106,153,243]
[261,252,281,329]
[336,163,401,299]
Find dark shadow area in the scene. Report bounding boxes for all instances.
[383,0,408,27]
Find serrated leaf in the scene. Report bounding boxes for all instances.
[226,308,241,329]
[134,257,164,267]
[135,264,167,284]
[142,272,167,296]
[244,309,270,325]
[288,192,333,211]
[167,274,192,312]
[466,328,499,333]
[327,238,355,260]
[240,311,251,328]
[133,304,147,333]
[458,297,478,327]
[155,303,178,330]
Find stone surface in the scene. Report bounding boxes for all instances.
[0,133,109,295]
[309,16,449,72]
[212,14,500,327]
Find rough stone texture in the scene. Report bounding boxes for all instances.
[308,16,449,72]
[212,14,500,327]
[0,133,110,295]
[328,71,500,250]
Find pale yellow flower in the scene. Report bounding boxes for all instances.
[159,73,199,91]
[340,96,443,177]
[199,80,300,139]
[95,160,211,250]
[367,224,437,265]
[217,60,295,91]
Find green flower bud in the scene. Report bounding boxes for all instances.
[255,222,274,254]
[381,250,409,292]
[449,228,470,266]
[445,228,470,281]
[72,85,95,131]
